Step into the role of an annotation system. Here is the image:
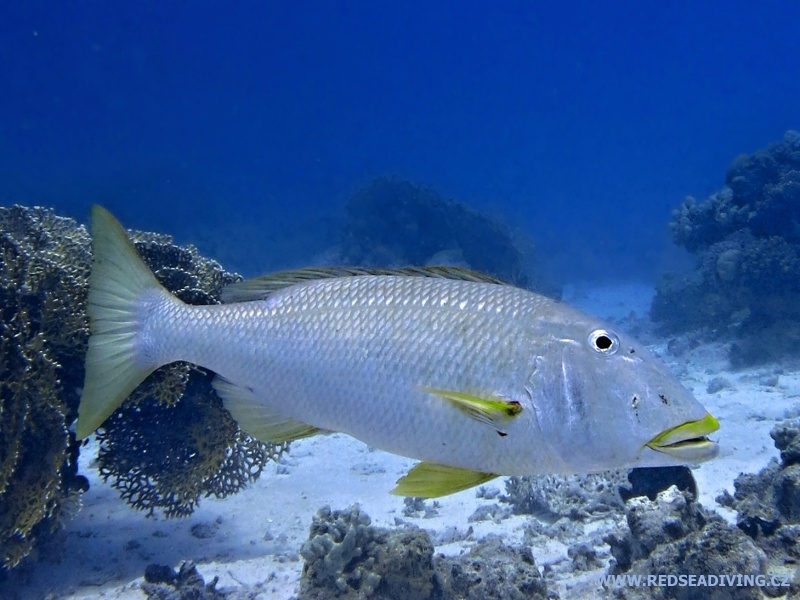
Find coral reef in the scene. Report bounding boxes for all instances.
[0,206,91,568]
[652,131,800,366]
[299,505,436,600]
[298,505,548,600]
[605,487,768,599]
[338,177,556,295]
[567,542,602,572]
[95,372,284,518]
[0,206,287,569]
[671,131,800,252]
[436,535,547,600]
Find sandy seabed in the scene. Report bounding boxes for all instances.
[3,283,798,600]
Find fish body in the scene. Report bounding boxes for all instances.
[78,206,719,496]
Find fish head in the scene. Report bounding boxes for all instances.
[527,316,719,473]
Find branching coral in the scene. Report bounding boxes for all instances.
[95,371,285,518]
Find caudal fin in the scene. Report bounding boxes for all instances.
[76,205,169,439]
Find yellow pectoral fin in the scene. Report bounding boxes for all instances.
[422,387,522,432]
[391,462,498,498]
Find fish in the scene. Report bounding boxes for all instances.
[77,205,719,498]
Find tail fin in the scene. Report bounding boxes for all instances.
[76,205,169,439]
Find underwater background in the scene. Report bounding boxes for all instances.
[3,1,799,281]
[3,2,800,599]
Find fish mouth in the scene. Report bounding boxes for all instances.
[646,413,720,462]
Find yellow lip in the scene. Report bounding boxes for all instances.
[646,413,720,462]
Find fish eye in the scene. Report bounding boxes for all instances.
[588,329,619,355]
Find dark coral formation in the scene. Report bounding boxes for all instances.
[95,374,283,518]
[339,177,555,295]
[0,206,91,568]
[298,505,548,600]
[621,466,698,502]
[142,561,226,600]
[299,505,437,600]
[671,131,800,252]
[652,131,800,366]
[0,206,287,569]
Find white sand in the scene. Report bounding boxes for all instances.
[4,283,798,599]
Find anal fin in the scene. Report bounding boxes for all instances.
[212,377,322,443]
[391,462,497,498]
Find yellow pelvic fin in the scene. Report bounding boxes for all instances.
[392,462,498,498]
[422,387,522,431]
[77,205,172,439]
[212,377,322,443]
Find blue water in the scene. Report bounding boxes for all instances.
[2,1,798,281]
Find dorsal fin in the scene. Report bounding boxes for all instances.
[220,266,508,303]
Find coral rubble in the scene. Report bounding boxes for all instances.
[299,505,436,600]
[436,535,547,600]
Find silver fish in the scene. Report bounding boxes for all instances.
[78,206,719,497]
